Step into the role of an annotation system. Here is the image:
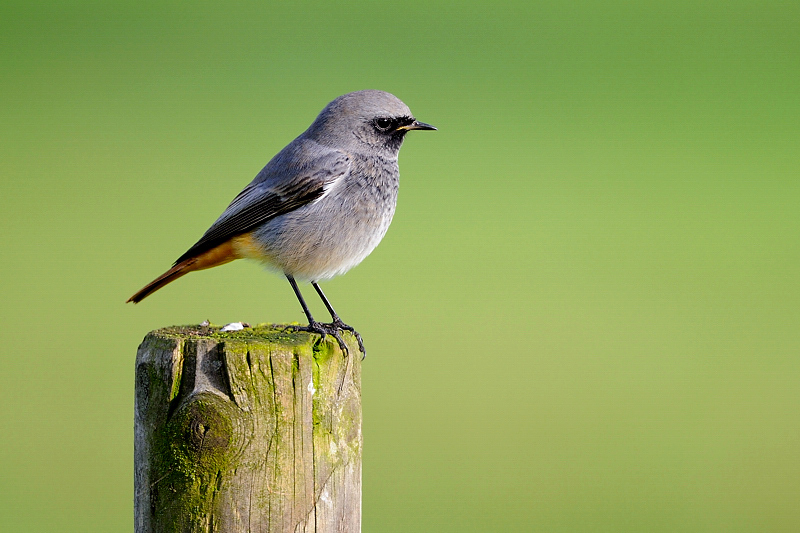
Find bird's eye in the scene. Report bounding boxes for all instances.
[374,117,393,132]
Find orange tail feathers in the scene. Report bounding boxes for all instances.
[126,240,239,303]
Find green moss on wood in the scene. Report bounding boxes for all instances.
[150,392,241,531]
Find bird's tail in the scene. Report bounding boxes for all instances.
[126,240,238,303]
[126,261,195,303]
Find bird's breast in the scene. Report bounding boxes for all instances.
[251,159,399,281]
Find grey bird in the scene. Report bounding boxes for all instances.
[127,90,436,356]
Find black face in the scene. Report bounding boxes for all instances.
[372,115,415,134]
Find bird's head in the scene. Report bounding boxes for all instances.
[307,90,436,156]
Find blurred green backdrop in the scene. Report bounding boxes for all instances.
[2,1,798,531]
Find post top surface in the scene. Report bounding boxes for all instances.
[151,323,316,346]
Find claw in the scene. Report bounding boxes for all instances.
[286,321,360,358]
[331,319,366,359]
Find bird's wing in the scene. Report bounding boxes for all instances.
[173,149,351,265]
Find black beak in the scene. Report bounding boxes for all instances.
[399,120,437,131]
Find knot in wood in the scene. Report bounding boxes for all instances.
[176,394,235,460]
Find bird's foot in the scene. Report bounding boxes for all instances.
[329,318,366,359]
[286,321,365,359]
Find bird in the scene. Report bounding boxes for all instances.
[127,90,436,357]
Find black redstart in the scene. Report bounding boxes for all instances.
[127,90,435,356]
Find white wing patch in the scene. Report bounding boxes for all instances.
[313,170,346,204]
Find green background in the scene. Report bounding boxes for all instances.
[2,1,798,531]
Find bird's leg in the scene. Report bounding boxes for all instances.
[286,274,317,324]
[284,275,350,356]
[312,282,366,359]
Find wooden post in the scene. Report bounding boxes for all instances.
[134,324,362,533]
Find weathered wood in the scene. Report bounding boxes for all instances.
[134,324,361,533]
